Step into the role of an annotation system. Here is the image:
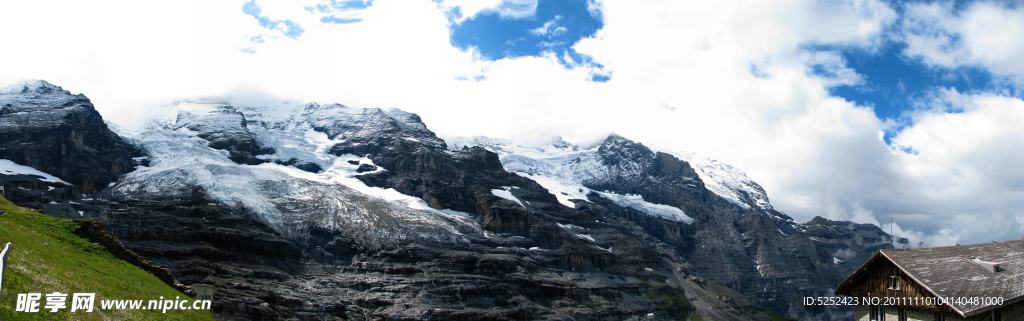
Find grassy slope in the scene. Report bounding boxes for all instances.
[0,196,215,321]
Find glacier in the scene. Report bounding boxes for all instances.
[111,101,484,247]
[447,135,793,224]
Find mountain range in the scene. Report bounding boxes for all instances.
[0,80,895,320]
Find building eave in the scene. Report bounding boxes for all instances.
[834,250,884,296]
[880,250,968,317]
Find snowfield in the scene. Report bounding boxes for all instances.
[447,135,790,224]
[661,150,779,215]
[447,136,697,223]
[490,186,526,208]
[111,102,484,247]
[595,191,693,224]
[0,159,70,184]
[103,101,787,247]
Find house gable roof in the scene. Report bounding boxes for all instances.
[836,239,1024,317]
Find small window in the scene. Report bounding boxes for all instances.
[888,267,901,290]
[934,312,945,321]
[898,308,907,321]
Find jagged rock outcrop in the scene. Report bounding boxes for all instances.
[72,218,194,296]
[173,107,275,165]
[0,80,874,320]
[85,103,712,320]
[0,86,793,320]
[0,80,140,194]
[453,134,892,319]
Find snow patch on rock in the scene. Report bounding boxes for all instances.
[0,159,69,184]
[574,234,595,242]
[661,150,784,218]
[596,191,693,224]
[491,186,525,208]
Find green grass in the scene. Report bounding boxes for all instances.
[647,291,692,307]
[0,196,215,320]
[689,312,703,321]
[645,284,692,307]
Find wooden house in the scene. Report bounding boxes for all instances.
[835,239,1024,320]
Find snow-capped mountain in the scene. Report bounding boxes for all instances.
[113,101,482,246]
[661,150,788,219]
[447,134,891,318]
[448,135,694,223]
[0,80,891,320]
[1,83,737,320]
[447,135,788,221]
[0,80,139,194]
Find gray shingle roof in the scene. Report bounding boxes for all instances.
[882,239,1024,316]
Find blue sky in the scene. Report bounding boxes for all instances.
[804,0,1022,144]
[239,0,611,78]
[241,0,373,52]
[821,41,998,144]
[447,0,609,81]
[242,0,305,39]
[306,0,373,24]
[239,0,1018,125]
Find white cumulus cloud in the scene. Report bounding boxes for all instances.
[902,1,1024,78]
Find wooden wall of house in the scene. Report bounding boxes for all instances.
[840,253,952,313]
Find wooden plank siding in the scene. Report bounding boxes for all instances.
[839,252,954,313]
[840,241,1024,320]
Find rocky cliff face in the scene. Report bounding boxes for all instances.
[450,134,893,318]
[91,102,768,320]
[0,84,791,321]
[0,79,892,320]
[173,107,275,165]
[0,80,140,195]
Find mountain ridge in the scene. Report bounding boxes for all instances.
[0,79,888,320]
[447,133,892,318]
[0,80,140,195]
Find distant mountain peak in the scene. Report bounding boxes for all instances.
[598,133,646,150]
[0,79,70,96]
[0,80,139,193]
